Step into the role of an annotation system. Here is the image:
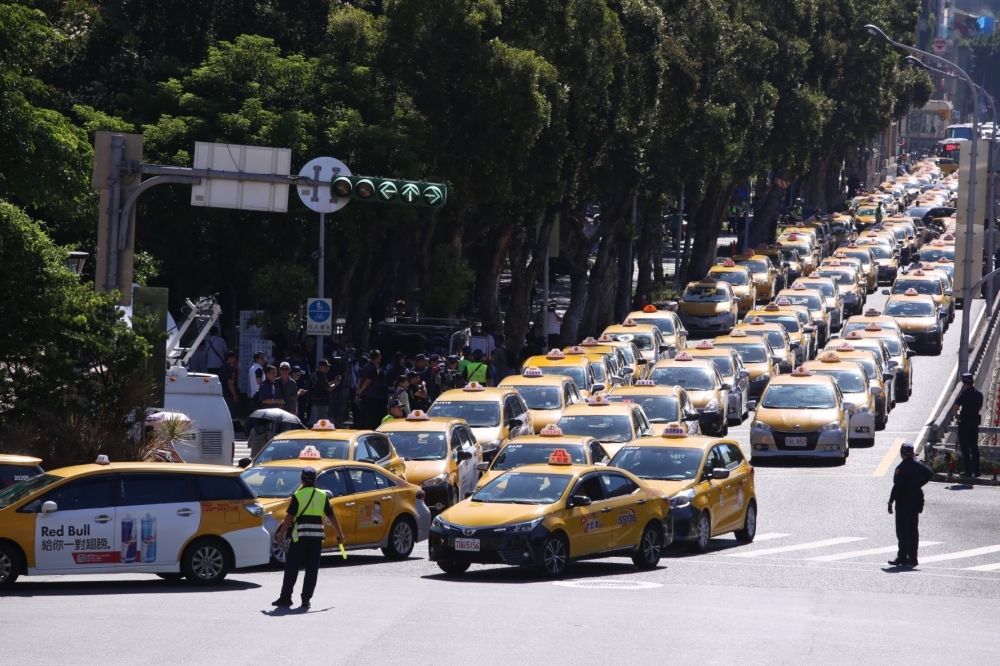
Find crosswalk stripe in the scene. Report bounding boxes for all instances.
[964,562,1000,572]
[807,541,942,562]
[919,545,1000,564]
[726,537,864,558]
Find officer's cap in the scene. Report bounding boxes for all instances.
[301,466,317,481]
[961,372,974,383]
[899,442,915,455]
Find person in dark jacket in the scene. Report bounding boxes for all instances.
[952,372,984,477]
[887,442,934,567]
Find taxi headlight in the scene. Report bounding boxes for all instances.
[669,489,696,510]
[819,421,843,432]
[421,473,448,488]
[243,502,265,518]
[926,325,940,333]
[432,516,452,531]
[853,405,870,414]
[705,399,720,412]
[752,420,774,432]
[507,517,544,533]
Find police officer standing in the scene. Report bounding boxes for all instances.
[952,372,984,477]
[272,465,345,608]
[887,442,934,567]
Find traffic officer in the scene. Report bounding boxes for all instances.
[272,466,345,609]
[887,442,934,567]
[952,372,984,477]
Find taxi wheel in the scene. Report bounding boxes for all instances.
[734,500,757,543]
[382,516,416,560]
[437,561,470,576]
[631,524,662,570]
[181,538,231,586]
[688,511,711,553]
[0,542,21,589]
[270,535,289,566]
[537,533,570,577]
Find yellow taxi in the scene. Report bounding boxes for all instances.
[647,353,731,436]
[0,457,270,588]
[564,345,621,388]
[820,342,893,427]
[428,384,534,459]
[474,425,610,489]
[0,455,44,490]
[883,289,946,354]
[829,215,853,247]
[499,367,582,432]
[623,305,689,352]
[675,278,740,336]
[882,219,918,262]
[606,380,703,435]
[850,323,916,402]
[555,395,654,457]
[815,260,866,317]
[842,308,902,336]
[775,233,818,274]
[753,245,793,290]
[685,340,751,424]
[575,336,636,384]
[712,329,780,400]
[428,448,673,576]
[828,332,897,405]
[834,245,877,293]
[922,257,955,284]
[777,284,831,345]
[856,237,899,285]
[744,302,814,366]
[242,449,431,564]
[885,268,954,325]
[853,201,882,230]
[377,412,483,511]
[610,427,757,551]
[709,260,757,315]
[918,238,955,264]
[242,420,407,480]
[602,320,669,364]
[521,348,600,396]
[748,367,851,463]
[803,352,878,446]
[734,318,796,374]
[734,250,780,302]
[593,334,649,380]
[792,273,845,331]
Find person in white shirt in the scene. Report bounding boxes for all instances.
[248,351,266,404]
[546,302,563,350]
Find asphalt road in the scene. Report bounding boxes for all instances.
[4,292,1000,666]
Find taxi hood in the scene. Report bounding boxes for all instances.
[894,316,936,333]
[401,459,449,485]
[529,410,561,432]
[744,362,771,380]
[687,390,720,409]
[471,426,502,446]
[680,302,730,317]
[441,499,552,527]
[756,407,840,430]
[641,478,694,498]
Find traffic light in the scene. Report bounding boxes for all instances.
[330,175,447,208]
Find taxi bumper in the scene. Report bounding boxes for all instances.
[421,483,452,512]
[848,411,876,441]
[224,525,272,569]
[428,523,549,566]
[750,426,846,458]
[678,312,737,336]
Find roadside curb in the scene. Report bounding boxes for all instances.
[930,472,1000,486]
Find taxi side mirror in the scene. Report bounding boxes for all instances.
[882,372,894,381]
[323,490,335,500]
[570,495,592,507]
[746,401,757,411]
[870,386,883,396]
[903,335,916,344]
[476,462,490,472]
[41,501,58,514]
[591,383,606,394]
[679,329,689,337]
[506,418,521,431]
[906,350,917,358]
[843,402,855,411]
[804,325,816,333]
[709,468,730,480]
[881,289,891,295]
[789,341,801,350]
[721,382,732,391]
[456,450,474,462]
[622,367,634,374]
[636,358,648,365]
[238,458,251,469]
[945,289,953,297]
[660,345,671,354]
[887,360,898,368]
[738,370,751,379]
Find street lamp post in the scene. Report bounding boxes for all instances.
[865,24,980,378]
[65,251,89,276]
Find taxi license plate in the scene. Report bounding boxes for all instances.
[454,538,480,552]
[786,436,807,447]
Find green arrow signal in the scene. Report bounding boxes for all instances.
[422,185,444,206]
[401,182,421,203]
[377,180,398,202]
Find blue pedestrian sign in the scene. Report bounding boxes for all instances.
[306,298,333,336]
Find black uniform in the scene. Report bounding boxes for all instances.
[954,385,984,476]
[888,457,934,564]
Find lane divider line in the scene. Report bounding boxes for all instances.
[919,545,1000,564]
[744,533,791,543]
[725,537,864,558]
[874,438,906,477]
[965,562,1000,572]
[807,541,942,562]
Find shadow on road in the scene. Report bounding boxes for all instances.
[2,577,260,597]
[751,458,847,469]
[421,559,647,584]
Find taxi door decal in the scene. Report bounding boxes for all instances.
[35,509,116,569]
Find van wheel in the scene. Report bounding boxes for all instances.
[735,500,757,542]
[382,516,416,560]
[181,538,231,585]
[0,542,21,589]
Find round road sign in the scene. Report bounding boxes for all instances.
[297,157,352,213]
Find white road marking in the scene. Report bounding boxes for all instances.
[964,562,1000,572]
[919,545,1000,564]
[807,541,942,562]
[748,533,792,542]
[726,537,865,558]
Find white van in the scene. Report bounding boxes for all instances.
[163,367,235,465]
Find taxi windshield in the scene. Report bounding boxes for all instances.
[805,282,836,298]
[843,320,900,334]
[682,286,729,303]
[511,385,564,410]
[471,471,572,504]
[606,332,652,351]
[817,270,853,286]
[738,260,768,273]
[754,314,800,333]
[632,316,675,334]
[700,355,734,376]
[532,365,586,388]
[919,248,955,262]
[556,415,634,443]
[255,438,349,464]
[781,294,823,311]
[741,329,786,350]
[884,301,936,317]
[491,444,587,471]
[384,431,448,460]
[811,369,865,393]
[0,473,62,509]
[650,367,716,390]
[875,337,902,355]
[241,467,307,498]
[427,400,500,427]
[716,342,769,363]
[761,384,836,409]
[781,250,800,262]
[866,245,894,259]
[604,395,679,423]
[858,207,878,216]
[892,280,941,296]
[611,446,703,481]
[712,272,748,286]
[843,252,871,266]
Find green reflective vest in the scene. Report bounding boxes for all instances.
[291,486,326,541]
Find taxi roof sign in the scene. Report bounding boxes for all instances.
[95,454,110,466]
[912,269,925,276]
[312,419,336,431]
[597,334,614,343]
[299,445,322,460]
[674,352,693,361]
[775,297,792,306]
[938,257,951,263]
[464,382,486,391]
[539,425,564,437]
[635,379,656,386]
[695,340,714,349]
[826,260,841,267]
[729,329,747,337]
[748,316,766,325]
[566,346,586,355]
[845,331,863,339]
[820,351,840,363]
[546,349,565,359]
[835,342,855,352]
[587,394,611,405]
[758,243,768,250]
[548,448,573,465]
[745,249,756,256]
[864,323,882,331]
[808,272,821,278]
[622,319,638,327]
[661,423,687,438]
[722,259,736,267]
[864,308,880,316]
[580,336,600,346]
[642,304,659,313]
[523,366,544,377]
[764,303,781,311]
[791,366,812,376]
[792,283,806,290]
[904,288,919,296]
[405,410,430,421]
[787,233,798,240]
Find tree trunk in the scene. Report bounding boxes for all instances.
[579,194,631,337]
[559,211,595,346]
[683,176,733,283]
[472,221,515,334]
[802,155,830,211]
[615,199,636,321]
[825,155,846,211]
[633,201,661,309]
[505,212,556,360]
[747,171,790,249]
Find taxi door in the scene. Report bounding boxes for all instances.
[696,448,728,534]
[32,474,117,570]
[703,447,738,531]
[598,472,642,550]
[452,426,480,499]
[720,443,752,531]
[347,467,394,545]
[115,473,200,567]
[315,468,356,544]
[564,474,612,556]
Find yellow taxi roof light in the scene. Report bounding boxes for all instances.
[864,308,880,316]
[580,337,600,346]
[775,297,792,306]
[791,366,812,376]
[808,272,821,278]
[312,420,336,431]
[674,352,693,361]
[788,233,798,240]
[722,259,736,267]
[845,331,863,340]
[622,319,638,327]
[748,317,766,325]
[405,410,430,421]
[642,304,659,313]
[912,269,925,276]
[95,455,110,466]
[546,349,565,359]
[938,257,951,263]
[758,243,768,250]
[597,334,614,343]
[635,379,656,386]
[820,352,840,363]
[548,448,573,465]
[827,260,841,267]
[847,243,859,248]
[464,382,486,391]
[864,323,882,331]
[904,288,919,296]
[523,366,544,377]
[587,395,611,405]
[764,303,780,311]
[299,445,322,460]
[695,340,714,349]
[792,283,806,290]
[729,329,748,337]
[661,423,687,438]
[566,346,586,355]
[539,425,564,437]
[835,342,856,352]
